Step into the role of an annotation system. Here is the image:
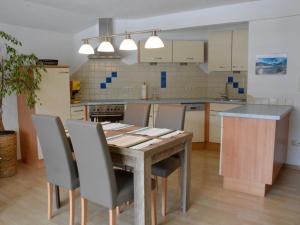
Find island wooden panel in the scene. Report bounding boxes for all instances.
[221,115,290,196]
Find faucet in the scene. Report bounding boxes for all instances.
[220,82,230,100]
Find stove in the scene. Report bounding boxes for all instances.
[89,104,124,122]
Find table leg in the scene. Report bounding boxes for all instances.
[134,156,152,225]
[55,185,61,209]
[180,141,191,212]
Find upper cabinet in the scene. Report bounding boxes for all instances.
[232,30,248,71]
[173,41,204,63]
[208,29,248,72]
[208,31,232,72]
[139,41,172,63]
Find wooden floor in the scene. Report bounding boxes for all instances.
[1,149,300,225]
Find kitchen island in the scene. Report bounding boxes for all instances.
[219,104,293,196]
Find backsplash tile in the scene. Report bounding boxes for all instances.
[72,60,247,100]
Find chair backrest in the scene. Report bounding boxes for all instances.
[123,103,151,127]
[66,120,117,208]
[155,104,186,130]
[32,114,78,189]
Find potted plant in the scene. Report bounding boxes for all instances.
[0,31,44,177]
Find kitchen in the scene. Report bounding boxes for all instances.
[1,1,300,225]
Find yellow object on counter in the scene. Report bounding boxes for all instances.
[70,80,80,91]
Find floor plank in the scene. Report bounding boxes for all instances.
[0,149,300,225]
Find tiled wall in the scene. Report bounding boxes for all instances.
[71,59,247,100]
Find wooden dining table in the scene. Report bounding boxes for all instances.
[61,125,193,225]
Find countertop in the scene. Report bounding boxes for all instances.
[71,98,247,106]
[219,104,293,120]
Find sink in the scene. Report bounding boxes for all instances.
[213,98,246,103]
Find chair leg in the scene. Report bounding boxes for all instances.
[47,182,53,220]
[151,189,157,225]
[116,206,120,216]
[109,208,117,225]
[69,190,75,225]
[161,177,168,216]
[81,197,88,225]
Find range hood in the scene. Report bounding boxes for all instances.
[88,18,121,59]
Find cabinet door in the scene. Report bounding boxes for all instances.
[184,111,205,142]
[232,30,248,71]
[71,106,85,120]
[209,111,221,143]
[208,31,232,72]
[139,41,172,63]
[173,41,204,63]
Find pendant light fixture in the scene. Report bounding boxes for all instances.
[97,37,115,52]
[78,28,164,54]
[119,33,137,50]
[145,30,164,49]
[78,40,94,55]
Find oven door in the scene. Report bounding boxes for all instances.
[90,113,124,123]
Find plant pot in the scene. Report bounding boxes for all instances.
[0,131,17,178]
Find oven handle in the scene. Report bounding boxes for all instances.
[90,114,123,117]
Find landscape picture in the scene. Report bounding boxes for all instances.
[256,54,287,75]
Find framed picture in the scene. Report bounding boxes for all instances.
[255,54,287,75]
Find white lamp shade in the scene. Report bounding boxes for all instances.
[119,38,137,50]
[97,41,115,52]
[78,43,94,54]
[145,35,164,49]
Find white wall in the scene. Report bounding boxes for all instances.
[0,22,74,158]
[247,15,300,166]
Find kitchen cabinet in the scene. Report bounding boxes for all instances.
[208,31,232,72]
[17,65,71,164]
[209,103,241,143]
[139,41,172,63]
[184,105,205,142]
[70,105,85,120]
[232,30,248,71]
[208,30,248,72]
[173,41,204,63]
[148,104,158,127]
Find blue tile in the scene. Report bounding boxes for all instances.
[111,71,118,78]
[106,77,112,83]
[100,83,106,89]
[238,88,245,94]
[228,76,234,83]
[161,71,167,88]
[233,82,239,88]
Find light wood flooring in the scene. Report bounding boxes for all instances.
[1,149,300,225]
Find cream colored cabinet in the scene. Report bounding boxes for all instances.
[184,110,205,142]
[139,41,172,63]
[232,30,248,71]
[208,31,232,72]
[209,103,241,143]
[148,104,158,127]
[173,41,204,63]
[70,105,85,120]
[208,30,248,72]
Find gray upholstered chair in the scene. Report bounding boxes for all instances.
[123,103,151,127]
[66,120,157,225]
[152,104,186,216]
[32,115,79,225]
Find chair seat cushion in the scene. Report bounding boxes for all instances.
[152,157,180,177]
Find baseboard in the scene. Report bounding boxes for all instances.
[192,142,220,151]
[284,163,300,171]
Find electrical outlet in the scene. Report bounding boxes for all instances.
[291,139,300,146]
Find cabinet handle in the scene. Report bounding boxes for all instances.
[153,57,162,60]
[59,71,69,74]
[185,57,194,60]
[219,66,225,68]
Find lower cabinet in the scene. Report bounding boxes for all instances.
[70,105,85,120]
[209,103,241,143]
[184,110,205,142]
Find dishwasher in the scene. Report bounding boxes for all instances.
[182,103,205,142]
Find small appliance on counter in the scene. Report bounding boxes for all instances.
[70,80,81,104]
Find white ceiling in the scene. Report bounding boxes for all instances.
[0,0,259,33]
